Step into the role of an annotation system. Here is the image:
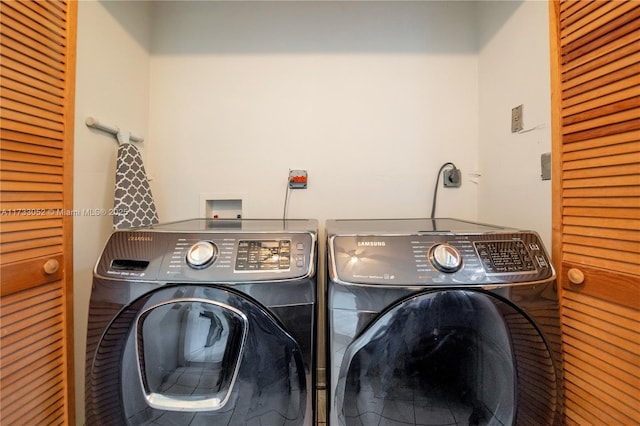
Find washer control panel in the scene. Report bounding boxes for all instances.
[96,231,315,282]
[329,231,553,286]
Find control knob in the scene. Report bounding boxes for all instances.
[429,243,463,273]
[186,241,218,269]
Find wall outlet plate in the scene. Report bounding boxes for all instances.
[512,104,523,133]
[541,152,551,180]
[443,169,461,188]
[289,169,308,189]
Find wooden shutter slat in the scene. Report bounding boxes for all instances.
[1,86,65,120]
[0,181,63,193]
[1,170,63,184]
[564,352,639,410]
[563,129,639,152]
[563,234,639,254]
[564,243,639,265]
[1,107,65,133]
[560,0,591,15]
[0,64,65,99]
[563,369,638,425]
[564,186,640,198]
[564,163,640,180]
[0,3,66,53]
[564,391,619,426]
[561,2,640,51]
[563,197,639,208]
[563,206,640,221]
[563,140,639,161]
[562,307,639,357]
[2,311,63,357]
[562,174,640,189]
[0,150,63,167]
[0,227,63,245]
[0,159,62,175]
[1,96,64,125]
[563,288,640,319]
[562,7,640,66]
[0,218,62,233]
[1,139,62,158]
[561,51,640,91]
[563,106,639,134]
[564,225,639,244]
[0,34,65,75]
[0,236,64,256]
[1,345,63,389]
[0,279,66,422]
[0,192,62,202]
[561,27,640,76]
[564,150,640,170]
[563,63,640,100]
[563,85,640,116]
[1,129,64,149]
[560,0,603,28]
[2,360,64,410]
[0,75,64,107]
[1,379,65,426]
[562,215,640,230]
[563,118,640,144]
[37,0,67,23]
[9,0,67,40]
[0,117,65,140]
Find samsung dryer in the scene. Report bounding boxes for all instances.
[85,219,317,426]
[326,218,563,426]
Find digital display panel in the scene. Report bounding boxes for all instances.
[235,240,291,270]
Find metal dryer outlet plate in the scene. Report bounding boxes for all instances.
[512,104,523,133]
[443,169,461,188]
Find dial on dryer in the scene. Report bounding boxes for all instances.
[429,243,463,273]
[186,241,218,268]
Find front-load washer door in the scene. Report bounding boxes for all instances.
[86,285,306,426]
[334,290,560,426]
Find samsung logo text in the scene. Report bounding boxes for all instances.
[357,241,386,247]
[128,236,153,242]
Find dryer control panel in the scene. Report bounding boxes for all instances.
[329,231,553,287]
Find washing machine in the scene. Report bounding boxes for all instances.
[326,218,563,426]
[85,218,317,426]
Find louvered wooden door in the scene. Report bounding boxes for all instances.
[549,1,639,424]
[0,0,77,424]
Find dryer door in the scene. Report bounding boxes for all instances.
[87,285,306,426]
[335,290,559,426]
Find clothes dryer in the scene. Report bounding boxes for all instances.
[86,219,317,426]
[326,218,563,426]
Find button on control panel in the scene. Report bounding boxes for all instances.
[474,240,536,274]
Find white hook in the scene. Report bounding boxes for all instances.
[116,130,130,146]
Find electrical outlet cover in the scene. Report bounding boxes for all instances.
[289,170,308,189]
[443,169,462,188]
[512,104,523,133]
